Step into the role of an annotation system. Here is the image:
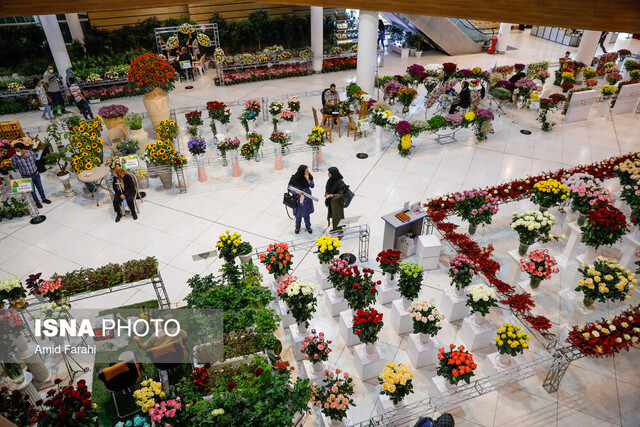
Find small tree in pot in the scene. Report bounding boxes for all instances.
[43,150,75,197]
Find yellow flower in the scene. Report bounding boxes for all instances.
[464,111,476,121]
[400,134,411,150]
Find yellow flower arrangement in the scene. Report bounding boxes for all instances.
[530,93,540,100]
[66,117,103,174]
[156,119,179,141]
[494,322,531,356]
[561,71,575,80]
[314,235,341,263]
[217,230,242,262]
[378,362,414,404]
[616,159,640,176]
[531,178,569,208]
[133,379,165,412]
[464,111,476,122]
[384,110,393,117]
[577,257,636,304]
[471,66,482,75]
[400,134,411,150]
[312,126,325,134]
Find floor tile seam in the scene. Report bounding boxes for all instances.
[555,399,621,426]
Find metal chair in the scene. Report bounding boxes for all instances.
[312,107,332,143]
[146,339,190,386]
[97,354,144,418]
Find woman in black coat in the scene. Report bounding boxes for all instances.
[113,167,137,222]
[449,81,471,114]
[325,167,346,232]
[288,164,314,234]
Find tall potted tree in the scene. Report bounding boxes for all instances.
[127,53,177,129]
[43,123,75,197]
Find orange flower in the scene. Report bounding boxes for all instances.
[450,344,456,349]
[271,256,276,262]
[452,369,459,377]
[266,265,271,271]
[283,260,288,265]
[438,348,445,354]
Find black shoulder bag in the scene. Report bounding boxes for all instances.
[340,184,355,208]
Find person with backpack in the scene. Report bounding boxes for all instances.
[288,164,314,234]
[325,166,346,232]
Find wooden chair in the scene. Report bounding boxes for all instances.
[347,102,369,141]
[312,107,332,143]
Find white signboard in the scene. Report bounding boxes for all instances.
[612,83,640,115]
[119,155,139,170]
[564,90,598,123]
[11,178,33,194]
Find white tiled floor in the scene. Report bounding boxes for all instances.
[2,30,640,426]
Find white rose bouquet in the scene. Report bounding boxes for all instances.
[466,284,498,316]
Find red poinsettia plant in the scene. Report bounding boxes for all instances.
[127,53,176,93]
[352,307,383,344]
[301,329,332,363]
[259,243,293,276]
[580,201,628,249]
[376,249,401,277]
[342,265,379,310]
[436,344,477,386]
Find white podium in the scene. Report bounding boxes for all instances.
[302,359,327,382]
[506,250,524,285]
[459,315,494,351]
[406,334,441,368]
[417,234,442,270]
[277,300,295,328]
[620,233,640,270]
[353,343,385,381]
[432,375,459,395]
[483,351,520,377]
[321,414,351,427]
[316,266,332,290]
[377,395,408,420]
[440,287,469,322]
[390,299,413,335]
[289,324,312,361]
[376,278,401,304]
[559,222,582,267]
[325,288,349,316]
[339,310,359,347]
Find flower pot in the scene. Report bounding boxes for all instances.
[320,262,330,275]
[472,311,485,326]
[34,293,46,302]
[538,205,548,213]
[415,51,423,58]
[158,169,173,190]
[453,286,465,297]
[390,398,406,409]
[55,297,69,307]
[103,116,125,130]
[229,149,241,178]
[365,342,376,355]
[530,277,542,289]
[247,119,256,133]
[57,171,76,197]
[583,246,598,265]
[297,323,308,335]
[402,297,411,310]
[583,296,594,307]
[328,418,346,427]
[9,297,26,309]
[385,273,398,287]
[577,213,587,227]
[128,127,149,156]
[143,87,170,129]
[4,362,24,384]
[443,377,457,390]
[497,353,512,368]
[518,242,530,257]
[419,333,431,344]
[335,289,344,299]
[13,334,29,354]
[311,360,325,374]
[468,223,478,235]
[239,254,252,264]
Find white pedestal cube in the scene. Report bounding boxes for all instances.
[376,395,408,420]
[376,279,401,304]
[353,343,385,381]
[321,413,351,427]
[325,288,349,316]
[440,287,469,322]
[288,324,311,361]
[459,315,495,351]
[302,359,327,382]
[483,351,520,377]
[432,375,459,395]
[561,210,579,235]
[316,266,332,290]
[278,300,295,328]
[339,310,359,347]
[561,222,582,266]
[506,250,523,285]
[418,256,440,270]
[417,235,441,258]
[390,299,413,335]
[620,233,640,270]
[518,279,544,296]
[406,334,441,368]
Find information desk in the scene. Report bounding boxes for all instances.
[381,208,429,252]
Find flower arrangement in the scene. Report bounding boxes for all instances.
[217,137,240,154]
[397,87,418,112]
[310,369,355,422]
[395,120,414,156]
[206,100,231,125]
[584,78,598,88]
[466,283,498,315]
[245,99,261,116]
[379,362,414,404]
[561,71,575,83]
[239,110,258,132]
[7,82,25,92]
[328,257,350,290]
[519,249,559,288]
[371,109,393,127]
[549,93,567,104]
[156,119,179,141]
[187,137,206,156]
[135,169,147,179]
[383,80,405,100]
[247,131,263,150]
[453,189,499,232]
[442,62,457,76]
[530,178,569,209]
[240,142,258,160]
[144,139,175,166]
[116,140,139,156]
[127,53,176,92]
[580,201,628,249]
[0,309,23,351]
[606,72,622,85]
[314,236,341,263]
[0,277,26,305]
[37,379,98,424]
[537,70,550,83]
[148,398,182,424]
[66,117,104,175]
[185,110,203,136]
[601,85,618,96]
[537,99,557,131]
[288,96,301,112]
[444,114,463,127]
[514,78,536,98]
[448,254,480,290]
[197,33,211,46]
[583,67,597,78]
[511,210,559,246]
[97,104,128,118]
[425,79,458,108]
[494,64,514,75]
[408,299,444,336]
[377,249,401,278]
[216,230,242,263]
[269,100,283,126]
[179,23,194,34]
[270,130,291,152]
[352,307,383,344]
[495,322,530,356]
[280,279,318,327]
[561,82,574,93]
[397,261,423,301]
[472,108,494,141]
[280,109,295,122]
[134,379,165,412]
[342,265,379,310]
[306,126,325,147]
[259,242,293,276]
[437,344,476,385]
[86,73,102,82]
[301,329,332,362]
[576,257,636,306]
[566,180,614,222]
[38,278,63,302]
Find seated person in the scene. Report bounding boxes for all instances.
[449,81,471,114]
[323,83,340,113]
[112,166,138,222]
[174,47,193,81]
[560,51,571,63]
[509,71,526,84]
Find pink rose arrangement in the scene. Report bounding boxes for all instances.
[452,189,499,233]
[519,249,559,288]
[585,78,598,88]
[149,398,182,423]
[280,109,295,122]
[301,329,332,363]
[276,274,297,296]
[310,369,355,422]
[245,99,261,115]
[39,278,64,302]
[448,254,480,290]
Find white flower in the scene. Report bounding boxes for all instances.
[592,331,600,337]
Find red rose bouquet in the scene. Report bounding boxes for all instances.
[310,369,355,422]
[436,344,477,386]
[127,53,176,93]
[342,265,379,310]
[352,308,383,344]
[38,379,98,425]
[519,249,559,289]
[561,82,574,93]
[301,329,332,363]
[376,249,401,278]
[580,201,628,249]
[259,243,293,276]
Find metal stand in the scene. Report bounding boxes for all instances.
[542,345,584,393]
[151,271,171,309]
[488,95,509,116]
[24,193,46,224]
[61,351,91,385]
[311,147,320,172]
[175,166,187,194]
[433,128,461,145]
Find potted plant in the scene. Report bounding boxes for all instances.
[124,112,148,153]
[187,136,207,182]
[270,130,291,157]
[217,137,241,166]
[397,261,423,308]
[342,265,379,311]
[519,249,559,289]
[448,254,480,296]
[0,277,26,309]
[238,241,253,264]
[378,362,414,408]
[36,379,98,424]
[436,344,477,389]
[240,142,258,161]
[311,369,355,427]
[494,322,531,367]
[38,278,65,305]
[397,87,418,114]
[530,178,569,211]
[43,149,75,197]
[135,169,149,189]
[301,329,332,374]
[115,140,139,156]
[277,278,318,335]
[408,299,444,344]
[576,256,636,307]
[217,230,242,264]
[185,110,203,138]
[327,257,350,297]
[377,249,401,286]
[2,357,24,383]
[259,242,293,280]
[24,272,45,301]
[144,139,186,189]
[127,53,177,129]
[511,210,560,256]
[98,104,129,130]
[314,236,341,273]
[0,380,35,422]
[453,189,500,235]
[306,127,325,165]
[580,201,628,254]
[352,307,383,355]
[465,283,498,326]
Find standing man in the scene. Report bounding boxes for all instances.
[599,31,609,54]
[43,65,67,115]
[68,77,94,119]
[11,142,51,209]
[34,78,53,120]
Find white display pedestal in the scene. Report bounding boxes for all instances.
[390,299,413,335]
[483,352,520,376]
[302,359,327,382]
[406,333,441,368]
[459,315,494,351]
[353,343,385,381]
[321,413,351,427]
[339,310,359,347]
[558,287,595,314]
[289,324,312,361]
[575,246,598,266]
[316,266,332,290]
[417,235,442,270]
[376,278,401,304]
[377,395,408,419]
[440,287,469,322]
[560,222,582,265]
[278,300,296,328]
[432,375,459,395]
[506,250,523,285]
[620,233,640,270]
[325,288,349,317]
[561,210,579,235]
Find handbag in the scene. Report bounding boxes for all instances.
[340,185,355,208]
[283,192,298,209]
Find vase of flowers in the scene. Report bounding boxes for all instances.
[328,258,350,297]
[280,109,295,131]
[466,284,498,325]
[278,279,318,330]
[128,53,176,129]
[530,179,569,211]
[495,322,530,367]
[310,369,354,426]
[437,344,476,388]
[315,236,341,274]
[564,175,614,224]
[98,104,129,130]
[408,299,444,344]
[353,307,383,350]
[237,241,253,264]
[216,230,243,263]
[576,257,636,307]
[452,189,500,234]
[398,261,423,308]
[377,249,401,286]
[511,210,560,255]
[579,201,628,250]
[187,137,207,182]
[448,254,480,295]
[217,137,240,167]
[0,277,26,309]
[471,109,495,142]
[259,242,293,277]
[395,120,414,157]
[397,87,418,114]
[342,266,379,310]
[2,356,24,383]
[302,329,332,372]
[379,362,414,406]
[519,249,559,289]
[269,100,284,131]
[185,110,203,138]
[270,130,291,157]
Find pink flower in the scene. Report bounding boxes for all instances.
[314,354,319,359]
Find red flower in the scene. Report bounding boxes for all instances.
[255,367,264,376]
[227,381,237,392]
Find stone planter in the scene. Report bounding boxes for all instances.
[128,127,149,156]
[103,116,125,130]
[143,87,170,129]
[158,169,173,190]
[57,171,76,197]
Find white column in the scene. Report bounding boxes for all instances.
[576,30,601,65]
[496,23,512,53]
[39,14,73,80]
[356,10,378,96]
[311,7,323,73]
[65,13,85,43]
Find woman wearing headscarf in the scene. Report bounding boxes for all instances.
[325,166,346,232]
[112,166,138,222]
[288,164,314,234]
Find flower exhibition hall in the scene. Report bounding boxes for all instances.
[0,1,639,426]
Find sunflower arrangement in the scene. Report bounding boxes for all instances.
[144,139,175,166]
[156,119,179,141]
[67,117,104,175]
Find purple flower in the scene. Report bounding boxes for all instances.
[475,109,495,120]
[514,63,525,71]
[407,64,425,79]
[541,98,552,106]
[458,69,472,77]
[187,137,207,155]
[396,120,412,136]
[444,114,463,126]
[495,80,510,88]
[514,79,536,91]
[98,104,129,118]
